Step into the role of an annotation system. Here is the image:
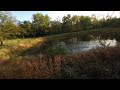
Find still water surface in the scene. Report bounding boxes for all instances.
[56,38,118,53]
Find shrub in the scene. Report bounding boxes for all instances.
[41,42,68,57]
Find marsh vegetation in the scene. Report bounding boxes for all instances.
[0,11,120,79]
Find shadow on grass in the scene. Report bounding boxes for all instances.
[0,45,9,49]
[21,44,42,56]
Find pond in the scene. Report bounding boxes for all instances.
[51,38,119,53]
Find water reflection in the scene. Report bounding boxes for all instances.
[58,38,118,53]
[40,37,118,54]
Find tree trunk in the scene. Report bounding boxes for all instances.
[0,40,3,45]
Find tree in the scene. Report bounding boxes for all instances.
[18,21,35,37]
[49,20,62,34]
[62,14,72,33]
[32,13,51,36]
[0,11,17,45]
[91,14,100,29]
[71,15,80,31]
[79,16,92,30]
[106,11,114,20]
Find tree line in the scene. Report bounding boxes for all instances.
[0,11,120,40]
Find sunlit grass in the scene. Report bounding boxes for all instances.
[0,27,120,60]
[0,37,46,60]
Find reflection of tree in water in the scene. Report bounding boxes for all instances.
[98,40,111,47]
[62,38,82,53]
[90,35,117,47]
[64,38,79,45]
[40,37,118,55]
[97,37,117,47]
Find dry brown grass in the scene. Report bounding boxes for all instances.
[61,46,120,79]
[0,55,61,79]
[0,46,120,79]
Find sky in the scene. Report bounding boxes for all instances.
[10,11,120,22]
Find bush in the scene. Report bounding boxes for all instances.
[61,46,120,79]
[42,42,68,57]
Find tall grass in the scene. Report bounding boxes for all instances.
[0,46,120,79]
[40,42,68,57]
[61,45,120,79]
[0,28,120,79]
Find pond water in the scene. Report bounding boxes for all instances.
[54,38,118,53]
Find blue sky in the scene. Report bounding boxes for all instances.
[10,11,120,22]
[11,11,48,22]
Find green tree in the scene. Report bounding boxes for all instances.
[79,16,92,30]
[62,14,72,33]
[71,15,80,31]
[32,13,51,36]
[0,11,17,45]
[91,14,100,29]
[18,21,36,37]
[49,20,62,34]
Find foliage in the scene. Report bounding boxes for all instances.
[79,16,92,30]
[0,45,120,79]
[1,11,120,39]
[32,13,51,36]
[40,42,68,57]
[49,20,62,34]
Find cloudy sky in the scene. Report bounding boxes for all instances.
[10,11,120,22]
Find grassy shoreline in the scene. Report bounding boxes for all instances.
[0,28,120,60]
[3,27,120,42]
[0,28,120,79]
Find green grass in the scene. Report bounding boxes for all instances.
[0,38,43,60]
[0,27,120,60]
[0,27,120,78]
[43,27,120,42]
